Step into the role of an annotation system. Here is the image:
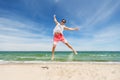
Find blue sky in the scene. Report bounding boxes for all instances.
[0,0,120,51]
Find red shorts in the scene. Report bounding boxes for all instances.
[53,33,67,44]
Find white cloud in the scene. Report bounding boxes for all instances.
[82,0,120,28]
[0,33,53,51]
[0,43,52,51]
[0,17,53,51]
[0,17,45,33]
[0,17,50,38]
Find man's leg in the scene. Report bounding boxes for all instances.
[51,43,56,60]
[64,42,78,55]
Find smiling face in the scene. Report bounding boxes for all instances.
[60,19,66,25]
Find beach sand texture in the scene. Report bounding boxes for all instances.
[0,62,120,80]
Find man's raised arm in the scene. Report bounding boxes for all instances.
[54,14,58,25]
[64,26,79,31]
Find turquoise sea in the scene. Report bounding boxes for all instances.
[0,51,120,62]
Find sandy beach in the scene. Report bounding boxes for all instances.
[0,62,120,80]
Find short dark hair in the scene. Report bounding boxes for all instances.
[61,19,66,23]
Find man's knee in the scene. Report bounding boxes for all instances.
[53,43,57,48]
[53,42,57,46]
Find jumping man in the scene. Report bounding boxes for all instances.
[51,15,79,60]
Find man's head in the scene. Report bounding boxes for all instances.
[61,19,66,25]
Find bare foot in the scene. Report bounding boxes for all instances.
[73,50,78,55]
[51,56,54,60]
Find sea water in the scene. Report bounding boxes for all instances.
[0,51,120,63]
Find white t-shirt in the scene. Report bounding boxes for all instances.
[53,23,65,34]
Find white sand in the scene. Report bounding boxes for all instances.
[0,62,120,80]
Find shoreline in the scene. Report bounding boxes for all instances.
[0,61,120,64]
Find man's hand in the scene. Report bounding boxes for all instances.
[74,27,79,30]
[54,14,56,17]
